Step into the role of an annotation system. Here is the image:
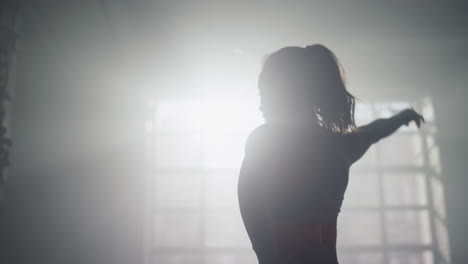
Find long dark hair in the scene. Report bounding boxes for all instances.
[258,44,356,134]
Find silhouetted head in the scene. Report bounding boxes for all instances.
[258,44,356,134]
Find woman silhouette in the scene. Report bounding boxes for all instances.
[237,44,424,264]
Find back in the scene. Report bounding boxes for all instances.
[237,123,350,262]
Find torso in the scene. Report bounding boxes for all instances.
[254,122,349,223]
[238,122,350,263]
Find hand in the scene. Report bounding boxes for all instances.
[399,108,425,128]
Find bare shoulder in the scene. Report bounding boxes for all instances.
[247,123,270,139]
[244,123,272,153]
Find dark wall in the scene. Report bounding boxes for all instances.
[0,2,147,264]
[432,43,468,263]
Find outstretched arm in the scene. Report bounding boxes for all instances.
[344,108,425,166]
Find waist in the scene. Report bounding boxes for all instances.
[276,222,337,246]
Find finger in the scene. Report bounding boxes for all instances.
[416,115,423,127]
[415,118,421,128]
[420,114,425,123]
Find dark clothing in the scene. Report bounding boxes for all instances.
[237,122,356,264]
[238,112,410,263]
